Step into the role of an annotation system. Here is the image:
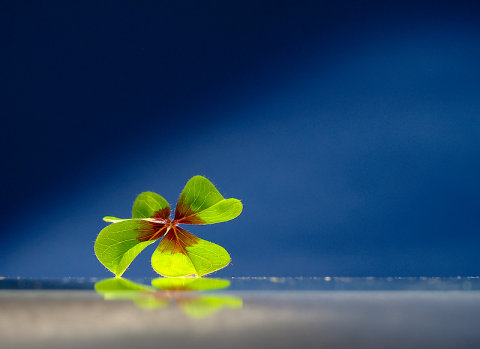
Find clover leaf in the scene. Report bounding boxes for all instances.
[94,176,243,277]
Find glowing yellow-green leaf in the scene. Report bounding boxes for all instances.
[132,191,170,219]
[174,175,243,224]
[94,220,158,277]
[151,233,230,277]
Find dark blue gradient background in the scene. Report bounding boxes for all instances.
[2,1,479,277]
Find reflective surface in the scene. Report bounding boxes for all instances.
[2,276,480,290]
[1,277,480,348]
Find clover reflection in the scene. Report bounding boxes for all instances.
[95,277,242,319]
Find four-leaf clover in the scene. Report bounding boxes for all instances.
[94,176,243,277]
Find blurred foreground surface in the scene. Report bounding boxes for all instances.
[1,277,480,349]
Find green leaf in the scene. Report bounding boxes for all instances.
[174,175,243,224]
[132,191,170,219]
[94,220,159,277]
[151,230,230,277]
[152,277,230,291]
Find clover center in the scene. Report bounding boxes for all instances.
[163,218,178,230]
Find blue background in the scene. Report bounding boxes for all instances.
[2,1,479,277]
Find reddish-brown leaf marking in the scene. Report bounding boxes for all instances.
[154,206,171,220]
[157,225,199,255]
[174,195,206,224]
[136,222,168,242]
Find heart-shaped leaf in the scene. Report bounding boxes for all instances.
[174,175,243,224]
[94,220,161,277]
[132,191,170,219]
[151,226,230,277]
